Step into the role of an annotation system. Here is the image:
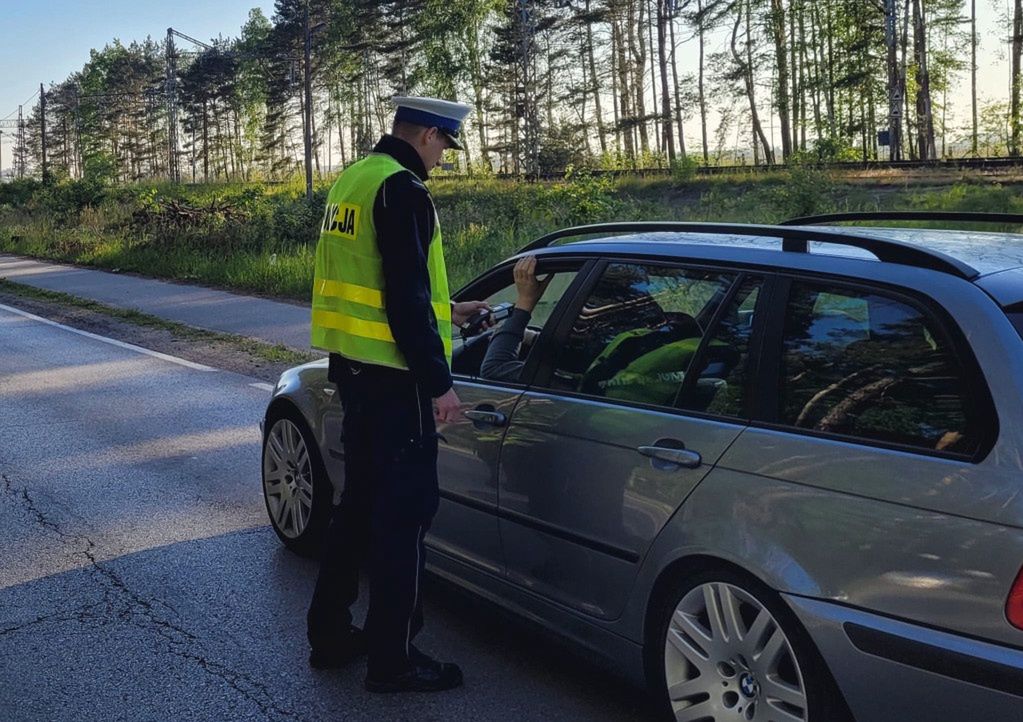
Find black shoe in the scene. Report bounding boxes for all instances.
[309,626,368,669]
[364,660,464,693]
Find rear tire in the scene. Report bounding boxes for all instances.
[647,567,850,722]
[261,406,332,558]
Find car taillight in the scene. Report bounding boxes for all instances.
[1007,567,1023,630]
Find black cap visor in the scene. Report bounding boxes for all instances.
[439,129,463,151]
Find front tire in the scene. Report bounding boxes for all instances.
[261,407,332,557]
[650,568,844,722]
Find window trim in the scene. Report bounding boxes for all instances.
[758,273,998,462]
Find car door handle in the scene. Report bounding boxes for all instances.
[637,445,702,469]
[464,409,507,427]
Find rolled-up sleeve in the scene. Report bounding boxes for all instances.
[374,171,453,398]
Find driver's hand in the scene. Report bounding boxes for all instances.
[513,255,552,313]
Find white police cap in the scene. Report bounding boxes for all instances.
[391,96,472,150]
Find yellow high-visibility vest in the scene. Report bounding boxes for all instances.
[310,153,452,368]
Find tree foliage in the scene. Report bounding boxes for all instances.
[12,0,1015,182]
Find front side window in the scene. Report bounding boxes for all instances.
[780,282,976,453]
[548,263,735,408]
[451,266,579,379]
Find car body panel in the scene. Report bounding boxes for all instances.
[785,595,1023,720]
[428,379,521,574]
[976,266,1023,306]
[499,390,745,620]
[620,466,1023,646]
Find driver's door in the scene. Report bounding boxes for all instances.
[427,258,591,575]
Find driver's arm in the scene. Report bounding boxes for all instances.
[480,308,531,381]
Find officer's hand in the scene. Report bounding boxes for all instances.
[452,300,492,329]
[433,387,463,424]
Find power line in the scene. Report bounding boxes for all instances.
[2,89,40,121]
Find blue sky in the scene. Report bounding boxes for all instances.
[0,0,275,161]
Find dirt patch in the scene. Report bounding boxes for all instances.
[0,284,321,384]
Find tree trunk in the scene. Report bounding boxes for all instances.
[733,0,773,164]
[1012,0,1022,156]
[769,0,792,160]
[808,0,824,143]
[657,0,676,162]
[613,13,635,160]
[629,0,650,154]
[668,8,686,157]
[697,0,709,162]
[902,0,914,160]
[825,0,836,137]
[972,0,978,155]
[789,0,799,153]
[202,100,209,182]
[648,0,662,155]
[585,0,608,154]
[912,0,936,159]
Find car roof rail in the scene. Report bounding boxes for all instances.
[517,221,978,279]
[781,211,1023,227]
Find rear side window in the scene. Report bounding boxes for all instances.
[779,282,978,454]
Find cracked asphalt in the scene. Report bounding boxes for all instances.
[0,304,659,721]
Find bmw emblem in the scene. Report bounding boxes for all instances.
[739,673,759,698]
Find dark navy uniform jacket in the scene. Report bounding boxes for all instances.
[328,135,453,399]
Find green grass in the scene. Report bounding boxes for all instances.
[2,170,1022,300]
[0,278,318,365]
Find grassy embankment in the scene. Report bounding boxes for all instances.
[2,167,1022,301]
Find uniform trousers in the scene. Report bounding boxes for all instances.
[306,359,440,678]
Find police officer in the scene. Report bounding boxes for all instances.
[305,96,487,693]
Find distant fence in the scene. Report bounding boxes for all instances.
[52,155,1020,188]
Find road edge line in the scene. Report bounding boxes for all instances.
[0,302,216,372]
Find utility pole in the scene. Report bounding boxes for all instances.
[885,0,902,161]
[971,0,978,156]
[40,83,48,182]
[303,2,314,202]
[0,130,4,182]
[166,28,179,183]
[16,105,25,179]
[165,28,212,183]
[516,0,539,178]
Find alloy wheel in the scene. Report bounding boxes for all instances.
[663,581,808,722]
[262,418,314,539]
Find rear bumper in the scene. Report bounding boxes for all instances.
[785,594,1023,722]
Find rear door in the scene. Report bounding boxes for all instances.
[497,261,766,619]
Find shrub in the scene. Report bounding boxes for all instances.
[670,155,700,182]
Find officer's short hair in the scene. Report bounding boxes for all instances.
[392,119,427,137]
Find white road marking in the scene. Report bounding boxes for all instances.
[249,382,274,391]
[0,302,215,371]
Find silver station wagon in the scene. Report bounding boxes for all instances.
[261,213,1023,721]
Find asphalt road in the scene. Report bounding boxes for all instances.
[0,254,312,350]
[0,303,658,722]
